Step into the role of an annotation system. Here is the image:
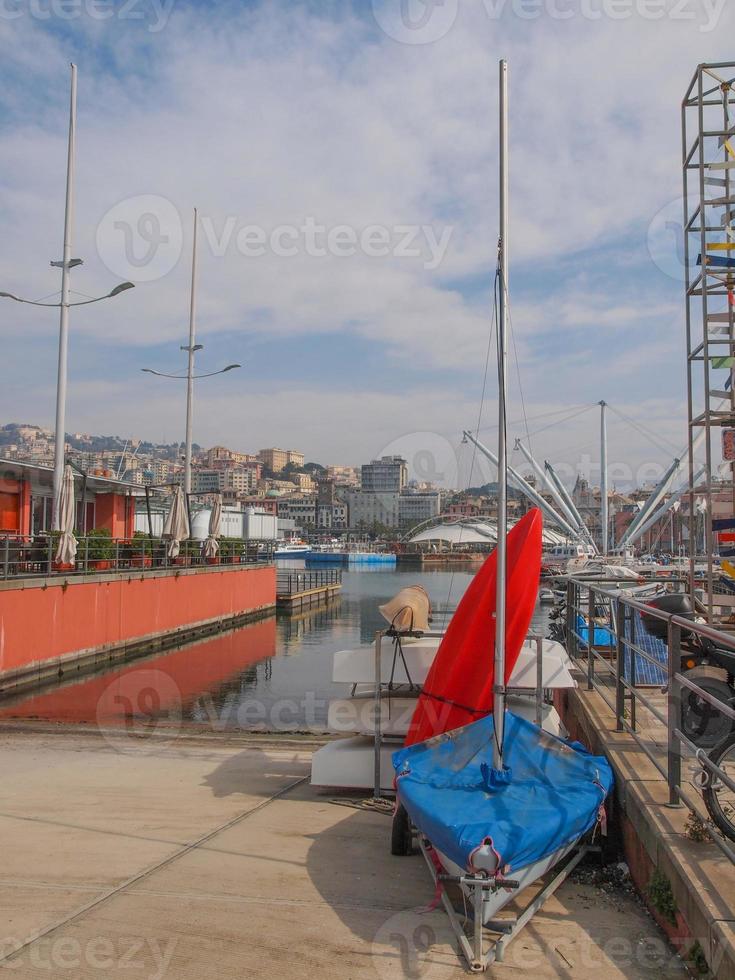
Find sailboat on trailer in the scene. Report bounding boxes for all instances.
[390,60,614,971]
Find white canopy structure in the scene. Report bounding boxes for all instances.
[407,519,570,549]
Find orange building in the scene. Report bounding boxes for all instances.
[0,458,143,538]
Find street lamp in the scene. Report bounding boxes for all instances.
[141,209,241,495]
[0,64,135,529]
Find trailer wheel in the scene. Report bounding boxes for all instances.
[391,803,414,856]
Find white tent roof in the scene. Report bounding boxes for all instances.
[407,520,570,547]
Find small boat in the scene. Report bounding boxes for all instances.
[393,712,613,926]
[538,587,555,604]
[274,541,310,558]
[311,635,577,791]
[388,61,614,972]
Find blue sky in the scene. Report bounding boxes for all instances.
[0,0,732,487]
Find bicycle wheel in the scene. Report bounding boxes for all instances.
[679,667,735,749]
[703,732,735,843]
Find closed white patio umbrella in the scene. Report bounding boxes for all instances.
[54,464,78,566]
[203,494,222,559]
[163,485,190,559]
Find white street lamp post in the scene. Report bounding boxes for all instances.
[0,63,135,528]
[184,209,199,496]
[141,213,240,494]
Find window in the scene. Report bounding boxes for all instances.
[31,496,53,534]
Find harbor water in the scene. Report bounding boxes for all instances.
[0,562,552,733]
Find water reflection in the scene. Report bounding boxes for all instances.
[0,564,551,731]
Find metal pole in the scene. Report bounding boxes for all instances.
[463,431,582,540]
[53,63,77,530]
[600,401,608,555]
[545,461,597,550]
[614,599,625,732]
[514,439,582,534]
[535,635,543,726]
[374,630,383,799]
[667,621,683,807]
[184,208,198,497]
[618,454,682,549]
[493,58,509,773]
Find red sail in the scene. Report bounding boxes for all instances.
[404,508,543,746]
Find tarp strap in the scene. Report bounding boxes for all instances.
[425,845,447,912]
[420,689,488,718]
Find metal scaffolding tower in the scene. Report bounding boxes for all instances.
[683,62,735,618]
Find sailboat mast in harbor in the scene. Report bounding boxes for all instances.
[493,58,510,773]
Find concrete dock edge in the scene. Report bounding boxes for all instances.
[557,682,735,979]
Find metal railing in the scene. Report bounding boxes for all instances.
[276,568,342,595]
[566,576,735,864]
[0,534,275,579]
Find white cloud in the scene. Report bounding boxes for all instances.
[0,0,730,475]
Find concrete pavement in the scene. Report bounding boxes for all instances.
[0,729,685,978]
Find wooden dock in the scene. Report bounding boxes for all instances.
[396,552,485,567]
[276,568,342,611]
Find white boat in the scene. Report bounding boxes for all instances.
[383,62,613,973]
[274,541,310,557]
[311,634,576,790]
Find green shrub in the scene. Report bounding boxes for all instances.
[647,868,678,926]
[87,528,113,561]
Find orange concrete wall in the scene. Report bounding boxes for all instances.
[0,565,275,676]
[94,493,133,538]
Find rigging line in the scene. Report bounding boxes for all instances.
[446,264,500,617]
[476,404,590,433]
[494,253,509,763]
[519,404,596,442]
[606,404,681,456]
[503,272,531,454]
[31,290,62,304]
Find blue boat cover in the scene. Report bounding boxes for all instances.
[393,712,613,874]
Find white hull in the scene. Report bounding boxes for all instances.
[312,633,576,790]
[310,735,400,793]
[326,692,566,739]
[332,636,574,688]
[311,697,567,790]
[435,841,578,923]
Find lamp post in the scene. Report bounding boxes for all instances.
[141,364,241,493]
[141,209,241,495]
[0,64,135,528]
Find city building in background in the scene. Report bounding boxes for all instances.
[360,456,408,492]
[258,448,305,473]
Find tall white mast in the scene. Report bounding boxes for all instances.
[600,400,608,554]
[52,63,77,529]
[183,208,199,497]
[493,59,509,773]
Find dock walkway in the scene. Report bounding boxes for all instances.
[558,675,735,978]
[0,726,681,978]
[276,568,342,611]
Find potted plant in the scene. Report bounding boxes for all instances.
[87,527,114,571]
[226,537,244,564]
[129,532,153,568]
[203,538,221,565]
[172,540,197,567]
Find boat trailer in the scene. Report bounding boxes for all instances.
[417,834,598,972]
